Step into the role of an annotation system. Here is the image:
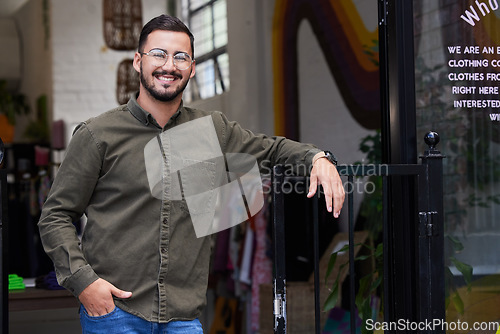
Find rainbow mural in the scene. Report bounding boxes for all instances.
[273,0,380,139]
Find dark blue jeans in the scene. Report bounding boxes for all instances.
[79,306,203,334]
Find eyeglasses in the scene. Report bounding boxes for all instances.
[140,49,194,70]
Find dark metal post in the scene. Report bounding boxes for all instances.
[379,0,419,328]
[417,132,445,333]
[0,137,7,334]
[271,139,445,333]
[272,166,286,334]
[312,195,320,334]
[347,176,356,334]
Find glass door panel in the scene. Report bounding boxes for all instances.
[414,0,500,330]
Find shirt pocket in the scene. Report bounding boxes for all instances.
[178,158,219,216]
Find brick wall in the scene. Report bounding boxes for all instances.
[51,0,166,139]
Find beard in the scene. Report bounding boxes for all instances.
[140,64,191,102]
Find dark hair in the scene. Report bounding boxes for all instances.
[138,14,195,57]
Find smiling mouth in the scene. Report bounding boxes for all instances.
[157,76,176,83]
[154,71,181,84]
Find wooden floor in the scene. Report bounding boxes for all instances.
[446,275,500,334]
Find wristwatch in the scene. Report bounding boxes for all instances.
[323,150,338,166]
[313,150,338,166]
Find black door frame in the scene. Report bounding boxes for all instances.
[379,0,419,326]
[379,0,445,330]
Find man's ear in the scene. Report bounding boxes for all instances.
[189,60,196,79]
[133,52,142,73]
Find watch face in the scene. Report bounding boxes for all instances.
[324,151,337,165]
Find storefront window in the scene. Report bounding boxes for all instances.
[414,0,500,327]
[181,0,229,102]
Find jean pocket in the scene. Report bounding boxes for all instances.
[80,304,118,320]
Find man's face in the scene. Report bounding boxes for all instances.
[133,30,195,103]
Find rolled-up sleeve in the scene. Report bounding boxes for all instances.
[38,123,101,297]
[214,111,321,174]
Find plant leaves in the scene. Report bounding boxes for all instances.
[450,257,473,287]
[375,242,383,258]
[325,252,338,282]
[323,280,339,311]
[451,291,465,315]
[355,254,372,261]
[355,274,372,307]
[446,235,464,252]
[325,244,350,282]
[371,274,383,292]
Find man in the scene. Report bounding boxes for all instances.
[38,14,344,333]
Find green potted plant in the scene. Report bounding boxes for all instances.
[0,80,31,143]
[24,95,50,143]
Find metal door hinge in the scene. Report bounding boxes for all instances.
[274,293,286,318]
[419,211,438,237]
[273,279,287,332]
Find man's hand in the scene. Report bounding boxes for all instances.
[307,155,345,218]
[78,278,132,316]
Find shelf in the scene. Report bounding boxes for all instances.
[9,287,79,312]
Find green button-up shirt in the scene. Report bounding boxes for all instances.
[38,94,321,323]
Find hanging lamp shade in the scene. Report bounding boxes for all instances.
[116,59,139,104]
[103,0,142,50]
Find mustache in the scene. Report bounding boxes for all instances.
[152,71,182,79]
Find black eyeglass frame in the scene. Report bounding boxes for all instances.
[140,48,194,70]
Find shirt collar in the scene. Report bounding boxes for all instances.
[127,92,184,127]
